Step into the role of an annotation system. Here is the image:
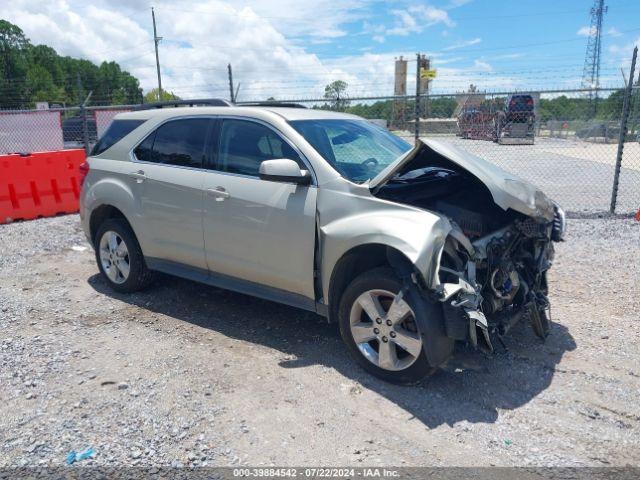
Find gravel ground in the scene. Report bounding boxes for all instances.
[1,214,639,468]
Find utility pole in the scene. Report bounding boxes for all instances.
[393,56,407,129]
[152,7,163,101]
[76,73,83,105]
[581,0,607,117]
[227,64,235,103]
[414,53,421,143]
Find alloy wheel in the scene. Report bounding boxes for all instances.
[99,230,130,284]
[349,289,423,371]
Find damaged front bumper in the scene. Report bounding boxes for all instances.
[429,207,564,352]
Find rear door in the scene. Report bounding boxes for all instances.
[201,118,317,300]
[132,117,212,269]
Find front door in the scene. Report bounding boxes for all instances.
[202,118,317,300]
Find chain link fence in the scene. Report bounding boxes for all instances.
[407,88,638,216]
[272,83,640,216]
[0,105,134,155]
[1,87,638,216]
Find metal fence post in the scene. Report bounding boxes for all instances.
[414,53,420,143]
[80,104,89,155]
[80,91,93,155]
[610,46,637,213]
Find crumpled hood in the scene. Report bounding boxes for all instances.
[369,138,555,221]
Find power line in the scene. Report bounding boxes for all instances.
[157,5,637,24]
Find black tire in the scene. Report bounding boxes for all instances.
[94,218,154,293]
[530,307,550,339]
[338,267,450,384]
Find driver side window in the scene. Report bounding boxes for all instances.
[217,119,303,176]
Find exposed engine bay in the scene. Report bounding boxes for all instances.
[375,143,565,351]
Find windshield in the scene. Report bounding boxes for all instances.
[289,119,412,183]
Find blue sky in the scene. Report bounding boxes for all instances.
[5,0,640,100]
[306,0,640,91]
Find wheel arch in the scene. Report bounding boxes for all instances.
[319,210,452,319]
[326,243,419,323]
[89,204,137,246]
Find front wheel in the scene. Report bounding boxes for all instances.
[338,267,450,384]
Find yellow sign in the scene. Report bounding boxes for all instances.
[420,68,437,79]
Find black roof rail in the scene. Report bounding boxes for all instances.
[237,101,307,109]
[135,98,232,110]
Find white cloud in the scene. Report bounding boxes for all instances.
[233,0,369,39]
[0,0,553,102]
[443,37,481,51]
[577,26,597,37]
[4,2,152,65]
[411,5,454,27]
[493,53,524,60]
[607,27,622,38]
[2,0,374,101]
[608,36,640,76]
[434,56,464,65]
[382,4,453,38]
[447,0,474,7]
[428,61,520,94]
[386,10,419,36]
[472,59,492,72]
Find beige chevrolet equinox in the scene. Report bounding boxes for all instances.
[80,101,565,383]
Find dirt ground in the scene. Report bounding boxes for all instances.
[1,214,639,467]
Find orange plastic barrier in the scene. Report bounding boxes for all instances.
[0,149,85,224]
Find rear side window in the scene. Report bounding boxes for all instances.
[91,119,145,156]
[133,118,210,168]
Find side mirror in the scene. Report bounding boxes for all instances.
[259,159,311,185]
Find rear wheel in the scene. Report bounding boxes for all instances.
[94,218,154,293]
[338,267,447,384]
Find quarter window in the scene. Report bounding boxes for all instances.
[92,119,145,156]
[217,119,302,176]
[134,118,210,168]
[134,131,155,162]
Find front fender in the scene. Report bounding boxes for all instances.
[318,187,452,302]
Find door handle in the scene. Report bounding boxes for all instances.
[129,170,146,183]
[206,186,230,201]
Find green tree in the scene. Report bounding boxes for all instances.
[0,19,144,108]
[0,20,29,108]
[143,88,181,103]
[324,80,349,110]
[25,64,64,101]
[595,89,624,120]
[430,97,458,118]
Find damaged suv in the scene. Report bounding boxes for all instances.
[80,103,565,384]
